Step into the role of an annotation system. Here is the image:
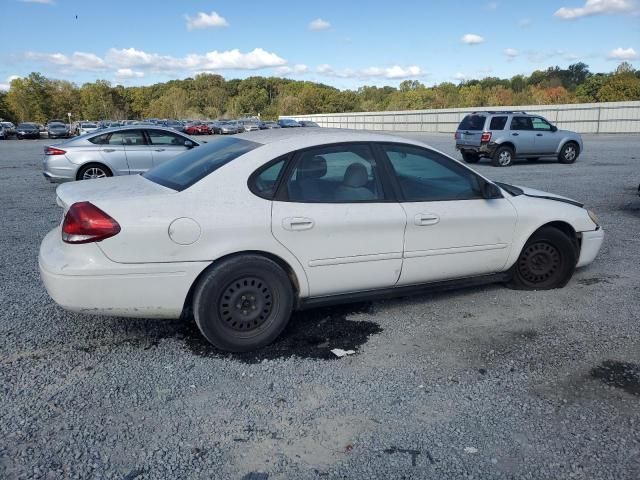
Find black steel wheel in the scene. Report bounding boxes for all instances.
[218,276,273,332]
[508,227,577,290]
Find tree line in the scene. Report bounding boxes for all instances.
[1,62,639,124]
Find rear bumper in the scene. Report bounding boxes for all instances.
[456,143,497,156]
[39,228,210,319]
[576,229,604,268]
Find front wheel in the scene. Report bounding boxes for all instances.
[507,227,577,290]
[193,255,294,352]
[558,142,579,164]
[492,145,515,167]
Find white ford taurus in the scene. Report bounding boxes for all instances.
[39,129,604,352]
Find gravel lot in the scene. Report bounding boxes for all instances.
[1,133,639,480]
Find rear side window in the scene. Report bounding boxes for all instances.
[458,115,486,131]
[249,157,287,199]
[489,116,508,130]
[143,137,262,191]
[510,116,533,130]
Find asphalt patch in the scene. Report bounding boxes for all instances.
[591,360,640,396]
[184,302,382,363]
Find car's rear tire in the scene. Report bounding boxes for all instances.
[558,142,579,164]
[507,226,577,290]
[77,163,113,181]
[462,151,480,163]
[193,255,294,352]
[492,145,515,167]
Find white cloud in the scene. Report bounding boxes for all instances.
[315,64,423,79]
[0,75,20,91]
[486,2,498,9]
[504,48,519,58]
[607,47,638,59]
[453,72,468,82]
[308,18,331,31]
[114,68,144,80]
[19,0,54,4]
[461,33,485,45]
[25,51,107,71]
[185,11,229,30]
[518,18,532,28]
[555,0,634,19]
[274,64,309,75]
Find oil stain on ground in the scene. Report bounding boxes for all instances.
[591,360,640,396]
[183,302,382,363]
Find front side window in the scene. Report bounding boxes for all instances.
[285,144,384,203]
[381,144,482,202]
[510,116,533,130]
[531,117,552,131]
[144,137,261,191]
[147,129,189,146]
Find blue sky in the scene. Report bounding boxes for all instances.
[0,0,638,90]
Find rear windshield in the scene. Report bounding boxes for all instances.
[143,137,262,191]
[458,114,486,131]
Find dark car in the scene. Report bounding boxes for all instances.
[16,123,41,139]
[47,122,70,139]
[163,120,185,132]
[277,118,301,128]
[299,120,320,127]
[261,121,281,129]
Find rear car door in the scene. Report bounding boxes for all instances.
[88,131,130,176]
[508,116,536,154]
[531,117,560,154]
[121,129,153,174]
[378,143,517,285]
[146,129,192,167]
[271,143,406,297]
[455,114,486,148]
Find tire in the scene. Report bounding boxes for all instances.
[17,135,23,140]
[193,255,294,352]
[492,145,515,167]
[558,142,579,164]
[507,226,577,290]
[77,163,112,181]
[462,151,480,163]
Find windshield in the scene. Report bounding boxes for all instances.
[17,123,36,128]
[143,137,262,191]
[49,123,65,127]
[81,123,97,128]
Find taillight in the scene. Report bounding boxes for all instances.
[62,202,121,244]
[480,132,492,143]
[454,132,460,139]
[45,146,66,155]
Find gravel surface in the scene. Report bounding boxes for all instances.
[1,133,639,479]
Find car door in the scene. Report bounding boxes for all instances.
[508,116,536,154]
[531,117,560,154]
[271,143,406,297]
[120,129,153,174]
[146,129,192,167]
[377,143,517,285]
[89,131,130,176]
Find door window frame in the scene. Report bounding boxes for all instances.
[144,128,194,146]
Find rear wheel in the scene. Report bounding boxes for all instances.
[507,227,577,290]
[193,255,294,352]
[77,163,112,181]
[462,151,480,163]
[492,145,514,167]
[558,142,579,164]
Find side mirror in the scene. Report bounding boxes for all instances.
[551,125,558,132]
[184,140,194,149]
[482,181,503,199]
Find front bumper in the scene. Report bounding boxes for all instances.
[39,228,210,318]
[576,229,604,268]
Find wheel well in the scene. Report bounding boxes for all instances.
[534,221,580,256]
[76,162,112,180]
[180,251,301,319]
[497,141,516,154]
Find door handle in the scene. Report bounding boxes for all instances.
[511,133,519,136]
[283,217,314,231]
[102,148,116,152]
[154,148,166,152]
[415,214,440,226]
[536,133,543,136]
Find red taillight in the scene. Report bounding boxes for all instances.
[62,202,121,244]
[45,146,66,155]
[480,132,492,143]
[454,132,460,139]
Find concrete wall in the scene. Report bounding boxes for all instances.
[284,101,640,134]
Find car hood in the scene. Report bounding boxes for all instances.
[513,184,584,208]
[56,174,174,210]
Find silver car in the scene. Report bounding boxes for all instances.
[42,126,200,182]
[455,111,583,167]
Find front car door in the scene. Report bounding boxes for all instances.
[377,143,517,285]
[120,129,153,174]
[271,143,406,297]
[508,116,536,154]
[146,129,193,167]
[531,117,560,154]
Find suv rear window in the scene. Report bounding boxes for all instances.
[489,116,508,130]
[458,115,486,131]
[143,137,262,191]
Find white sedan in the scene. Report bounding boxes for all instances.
[39,129,604,352]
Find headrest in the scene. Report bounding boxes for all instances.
[298,155,327,179]
[343,163,369,188]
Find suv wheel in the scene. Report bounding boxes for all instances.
[193,255,294,352]
[558,142,579,164]
[462,152,480,163]
[492,145,514,167]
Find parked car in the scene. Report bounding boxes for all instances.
[261,121,281,129]
[455,111,583,167]
[39,128,604,352]
[241,120,261,132]
[163,120,185,132]
[47,122,70,139]
[1,121,16,137]
[219,121,241,135]
[16,122,41,139]
[184,122,211,135]
[299,120,320,127]
[0,124,7,140]
[205,121,223,134]
[277,118,301,128]
[42,126,200,182]
[77,122,99,136]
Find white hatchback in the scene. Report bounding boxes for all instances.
[39,129,604,352]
